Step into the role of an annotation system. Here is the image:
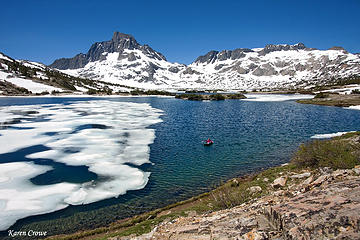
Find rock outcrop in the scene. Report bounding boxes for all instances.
[116,166,360,240]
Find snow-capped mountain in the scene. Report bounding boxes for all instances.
[186,44,360,90]
[50,32,360,90]
[0,51,134,95]
[51,32,187,89]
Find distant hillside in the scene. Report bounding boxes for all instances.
[0,52,133,95]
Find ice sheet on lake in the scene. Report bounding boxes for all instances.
[0,100,163,230]
[311,131,355,139]
[243,94,314,102]
[0,162,78,231]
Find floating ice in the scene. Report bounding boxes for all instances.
[243,94,313,102]
[0,100,163,230]
[0,162,78,231]
[310,131,355,139]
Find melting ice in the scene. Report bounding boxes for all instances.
[0,100,163,231]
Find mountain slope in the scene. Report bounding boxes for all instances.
[50,33,360,90]
[0,53,64,94]
[186,43,360,90]
[0,52,134,95]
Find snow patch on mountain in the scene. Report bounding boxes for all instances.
[52,33,360,90]
[0,71,62,93]
[63,49,187,89]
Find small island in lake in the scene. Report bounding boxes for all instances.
[175,93,246,101]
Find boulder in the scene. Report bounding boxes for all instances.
[249,186,262,193]
[290,172,311,179]
[353,166,360,175]
[312,175,328,186]
[271,177,287,188]
[303,175,314,185]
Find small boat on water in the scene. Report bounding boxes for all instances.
[203,139,214,146]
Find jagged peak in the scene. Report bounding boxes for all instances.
[194,48,254,64]
[49,32,168,69]
[111,32,139,48]
[259,43,307,55]
[194,50,219,64]
[112,32,134,41]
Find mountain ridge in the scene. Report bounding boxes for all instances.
[49,31,360,90]
[2,32,360,92]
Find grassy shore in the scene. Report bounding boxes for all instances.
[46,132,360,240]
[297,92,360,107]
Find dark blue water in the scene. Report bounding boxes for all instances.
[1,96,360,234]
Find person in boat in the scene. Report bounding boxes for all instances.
[206,138,212,143]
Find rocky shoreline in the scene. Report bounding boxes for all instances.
[46,132,360,240]
[113,166,360,240]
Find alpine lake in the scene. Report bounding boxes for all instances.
[0,94,360,237]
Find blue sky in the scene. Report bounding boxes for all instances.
[1,0,359,65]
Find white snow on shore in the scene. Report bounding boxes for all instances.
[318,85,360,95]
[0,100,163,230]
[242,93,314,102]
[347,105,360,110]
[311,131,355,139]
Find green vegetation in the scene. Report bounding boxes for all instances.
[46,163,298,240]
[210,93,226,100]
[129,89,174,96]
[175,93,203,100]
[314,92,330,98]
[226,93,247,99]
[297,93,360,107]
[301,75,360,93]
[292,132,360,169]
[175,93,246,101]
[86,87,113,95]
[0,80,32,95]
[32,131,360,240]
[351,89,360,94]
[0,58,138,95]
[184,90,206,93]
[335,75,360,86]
[35,91,50,96]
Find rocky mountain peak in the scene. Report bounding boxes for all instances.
[194,50,219,64]
[112,32,133,41]
[194,48,254,64]
[86,32,140,62]
[110,31,140,50]
[258,43,307,55]
[50,32,164,69]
